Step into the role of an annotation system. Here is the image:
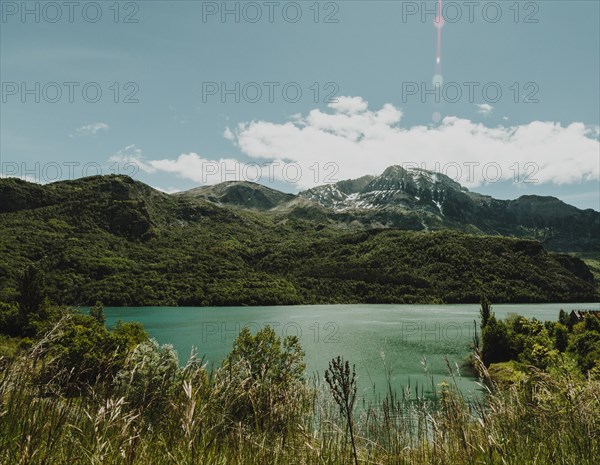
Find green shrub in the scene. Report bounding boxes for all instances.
[38,313,114,392]
[488,360,527,385]
[114,339,180,422]
[481,316,513,365]
[218,326,308,431]
[569,330,600,372]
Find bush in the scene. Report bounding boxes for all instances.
[114,339,180,422]
[481,316,513,365]
[569,330,600,372]
[488,361,527,385]
[35,311,150,394]
[218,326,308,431]
[38,313,114,392]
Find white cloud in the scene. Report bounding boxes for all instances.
[109,98,599,191]
[224,97,599,189]
[328,96,370,114]
[223,127,235,141]
[146,153,277,185]
[109,146,270,185]
[71,122,109,137]
[475,104,493,116]
[152,185,181,194]
[109,144,156,174]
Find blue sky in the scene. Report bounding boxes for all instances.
[1,0,599,209]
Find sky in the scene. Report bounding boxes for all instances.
[1,0,599,210]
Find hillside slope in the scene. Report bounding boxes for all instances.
[0,175,597,306]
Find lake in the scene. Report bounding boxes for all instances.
[103,303,599,400]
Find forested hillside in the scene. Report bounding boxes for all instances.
[0,175,596,306]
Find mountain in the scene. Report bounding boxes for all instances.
[300,166,460,211]
[0,174,597,306]
[179,181,295,211]
[175,165,599,252]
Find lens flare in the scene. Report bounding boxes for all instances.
[433,0,444,123]
[435,0,443,74]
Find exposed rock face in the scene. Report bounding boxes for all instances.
[295,166,599,252]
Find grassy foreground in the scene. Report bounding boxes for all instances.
[0,318,598,465]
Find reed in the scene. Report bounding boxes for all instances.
[0,331,598,465]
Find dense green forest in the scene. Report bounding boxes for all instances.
[0,175,597,306]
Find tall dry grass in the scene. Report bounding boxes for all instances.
[0,334,598,465]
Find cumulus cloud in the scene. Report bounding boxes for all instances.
[328,96,370,114]
[223,127,235,141]
[71,122,109,137]
[109,145,277,185]
[109,98,599,191]
[222,97,599,189]
[109,144,154,173]
[475,104,493,116]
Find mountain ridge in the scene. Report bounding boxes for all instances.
[0,173,597,306]
[176,165,600,252]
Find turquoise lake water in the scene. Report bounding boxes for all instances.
[103,303,599,399]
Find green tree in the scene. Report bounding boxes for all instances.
[568,317,600,372]
[89,301,105,325]
[480,295,491,328]
[17,264,47,332]
[481,316,513,366]
[554,323,569,352]
[569,331,600,372]
[224,326,305,385]
[0,302,20,336]
[39,312,150,394]
[558,309,569,326]
[583,314,600,333]
[110,320,148,350]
